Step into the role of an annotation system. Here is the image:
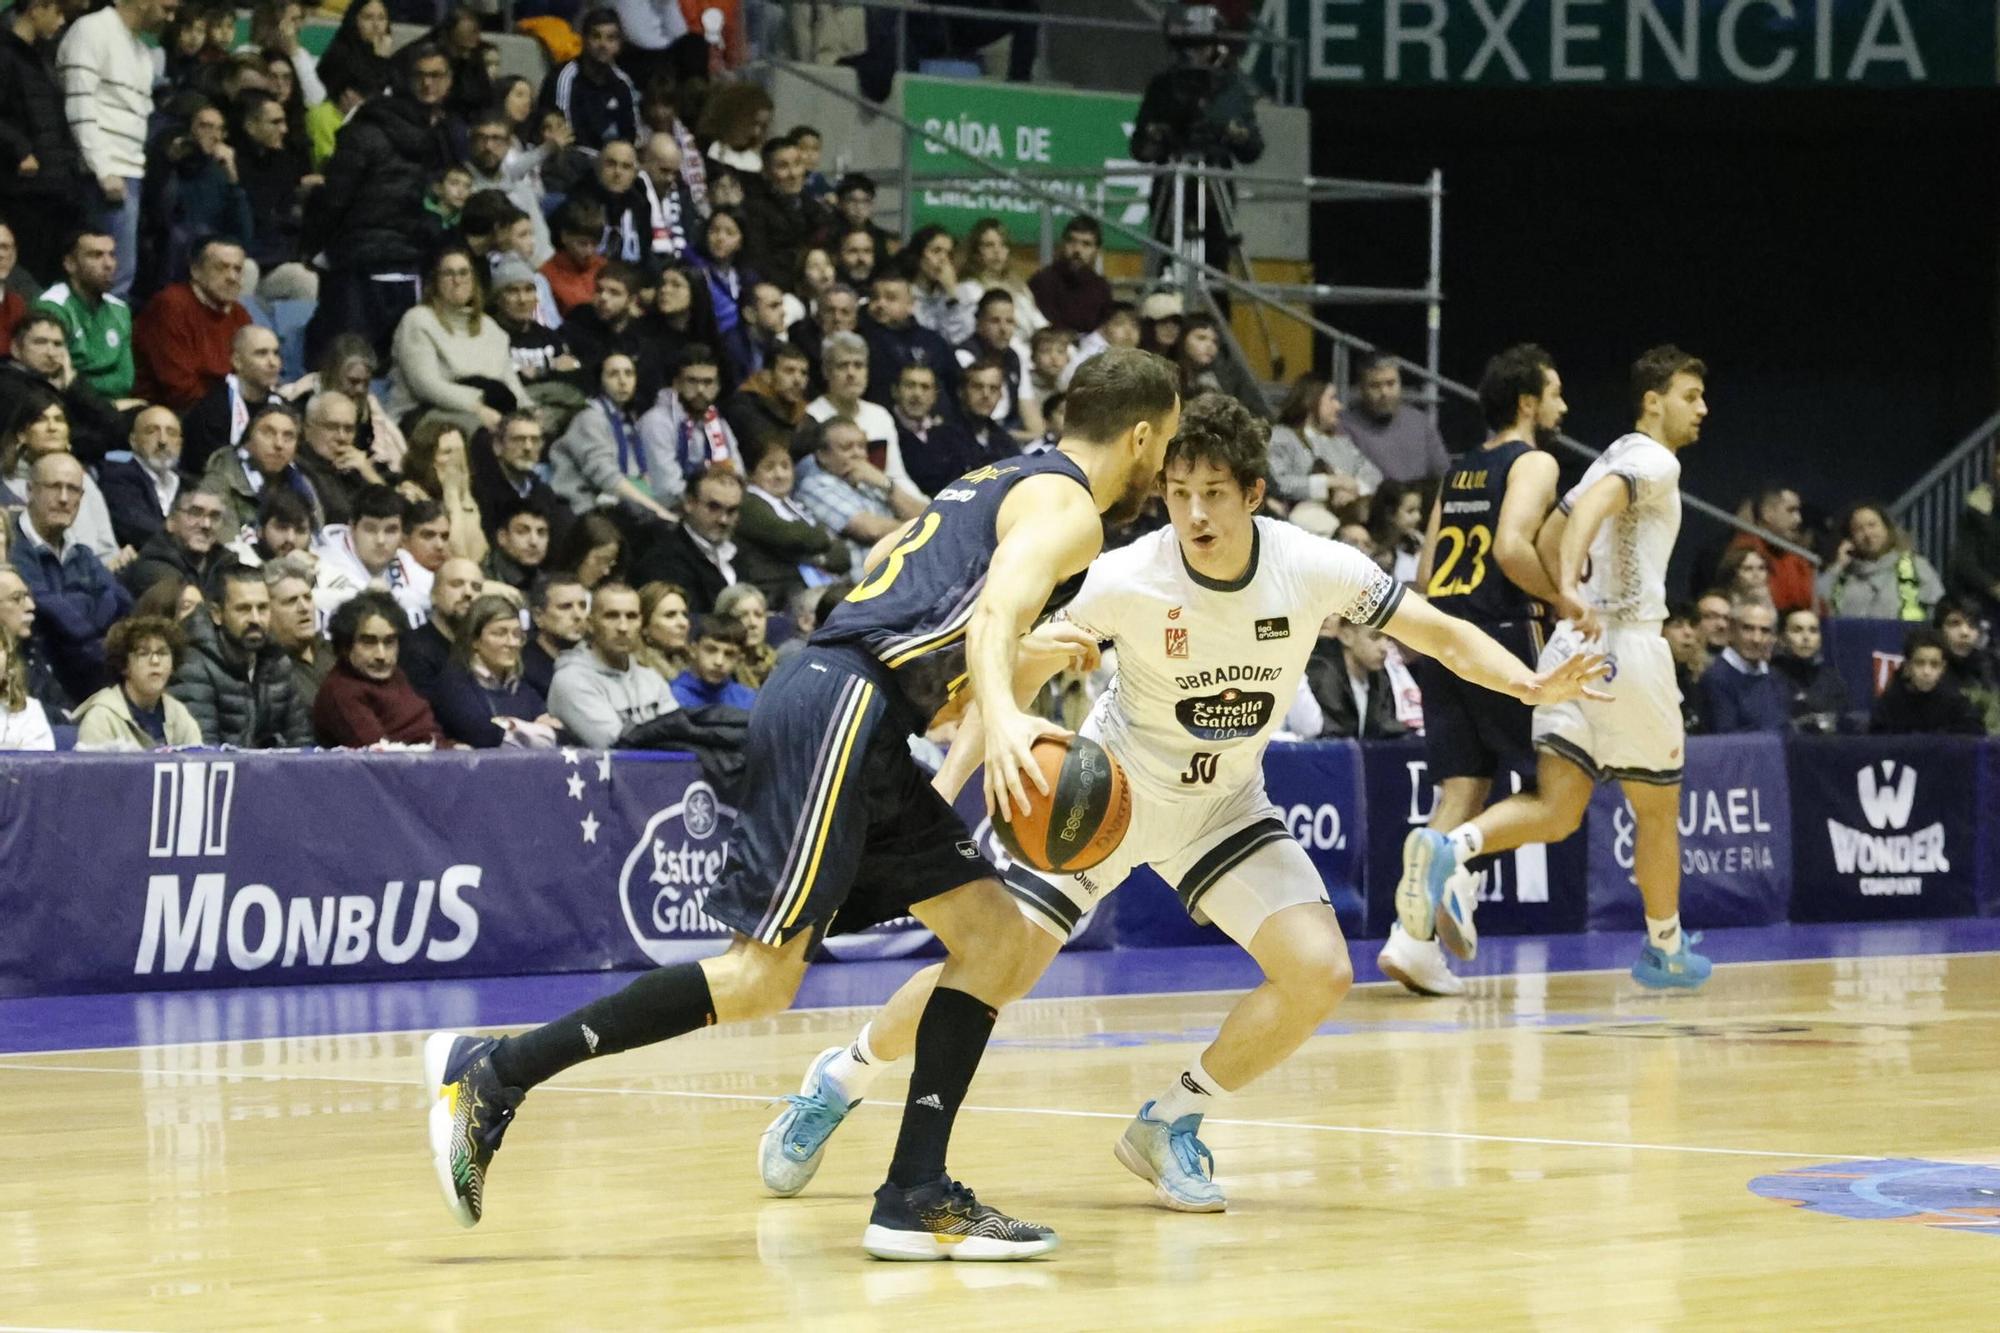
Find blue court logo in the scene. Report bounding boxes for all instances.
[1749,1159,2000,1236]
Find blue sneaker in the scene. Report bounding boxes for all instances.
[759,1046,855,1196]
[1395,829,1459,944]
[1112,1101,1225,1212]
[1631,934,1712,990]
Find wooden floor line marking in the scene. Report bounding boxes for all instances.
[0,1060,1912,1164]
[7,944,1998,1062]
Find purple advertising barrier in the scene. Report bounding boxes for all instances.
[1788,735,1983,922]
[0,749,725,997]
[1981,740,2000,917]
[1361,737,1589,940]
[1585,733,1792,932]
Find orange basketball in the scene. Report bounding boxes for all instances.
[994,735,1131,873]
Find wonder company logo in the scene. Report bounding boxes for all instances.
[620,781,738,962]
[1827,760,1946,897]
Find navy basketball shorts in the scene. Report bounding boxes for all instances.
[1413,618,1543,783]
[704,646,999,946]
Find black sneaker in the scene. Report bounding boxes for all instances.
[862,1176,1059,1261]
[423,1032,524,1228]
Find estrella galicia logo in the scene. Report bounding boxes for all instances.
[1254,616,1289,641]
[619,780,738,962]
[1175,688,1275,741]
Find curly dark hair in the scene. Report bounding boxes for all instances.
[1161,391,1268,490]
[1476,343,1556,433]
[328,590,408,654]
[105,615,187,680]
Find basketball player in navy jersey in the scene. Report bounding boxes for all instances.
[1377,344,1568,995]
[423,349,1183,1260]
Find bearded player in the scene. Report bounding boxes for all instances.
[425,349,1183,1261]
[1376,343,1568,996]
[1400,346,1714,990]
[754,393,1610,1213]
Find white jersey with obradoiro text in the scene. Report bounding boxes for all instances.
[1062,518,1403,799]
[1558,431,1682,625]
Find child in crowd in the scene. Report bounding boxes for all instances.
[669,614,757,711]
[1870,627,1987,735]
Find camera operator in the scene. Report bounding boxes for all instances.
[1129,5,1264,276]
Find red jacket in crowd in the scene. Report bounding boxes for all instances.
[312,660,447,748]
[132,282,252,413]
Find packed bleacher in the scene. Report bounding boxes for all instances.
[1,0,1997,757]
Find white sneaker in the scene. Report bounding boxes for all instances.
[1376,924,1465,997]
[1434,866,1480,961]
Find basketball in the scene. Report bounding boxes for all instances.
[993,734,1132,873]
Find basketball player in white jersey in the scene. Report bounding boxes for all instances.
[755,393,1609,1212]
[1398,346,1714,990]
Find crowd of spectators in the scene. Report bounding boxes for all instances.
[0,0,1994,760]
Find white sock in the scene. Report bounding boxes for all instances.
[823,1022,888,1104]
[1446,823,1484,864]
[1646,914,1683,953]
[1150,1053,1225,1124]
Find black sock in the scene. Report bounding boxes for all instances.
[490,963,716,1091]
[887,986,997,1189]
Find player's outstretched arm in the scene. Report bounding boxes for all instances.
[1385,591,1611,708]
[969,476,1107,819]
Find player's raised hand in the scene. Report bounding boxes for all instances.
[1518,651,1614,706]
[982,704,1071,823]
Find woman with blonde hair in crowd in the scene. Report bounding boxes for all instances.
[73,616,203,750]
[1818,501,1946,620]
[430,593,559,749]
[714,582,776,688]
[0,626,55,750]
[635,580,693,682]
[387,246,530,437]
[397,418,489,565]
[954,218,1046,344]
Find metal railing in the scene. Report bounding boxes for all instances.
[1892,408,2000,569]
[778,0,1307,103]
[861,161,1444,397]
[762,57,1817,563]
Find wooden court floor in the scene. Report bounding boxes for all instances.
[3,951,1999,1331]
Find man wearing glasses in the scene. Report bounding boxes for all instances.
[294,391,385,527]
[633,466,743,614]
[123,486,242,603]
[7,452,132,702]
